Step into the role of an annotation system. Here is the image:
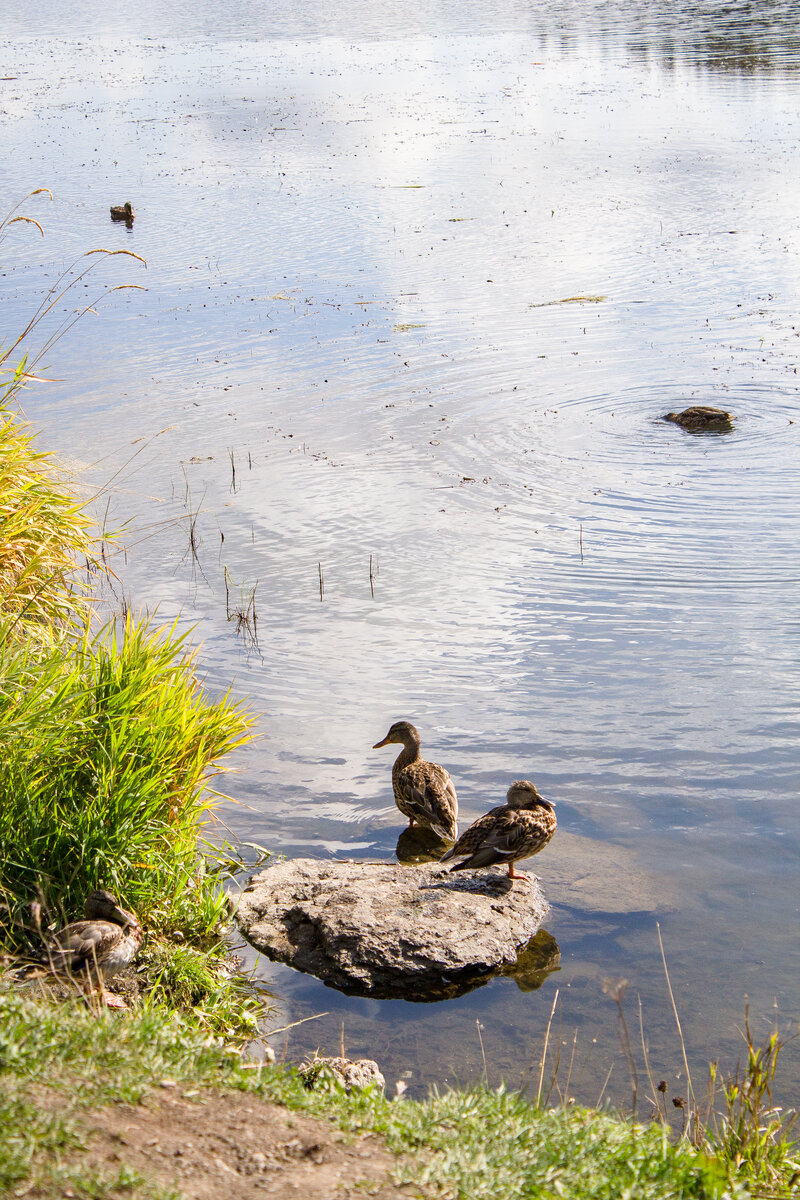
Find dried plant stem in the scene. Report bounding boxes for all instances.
[657,922,696,1133]
[535,988,559,1107]
[638,994,667,1126]
[476,1019,488,1083]
[265,1011,330,1037]
[596,1061,614,1108]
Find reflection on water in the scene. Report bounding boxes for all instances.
[2,0,799,1106]
[2,1,800,72]
[504,930,562,993]
[395,826,449,864]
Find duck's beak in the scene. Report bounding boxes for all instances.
[373,734,391,749]
[114,904,140,930]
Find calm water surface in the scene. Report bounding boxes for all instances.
[2,1,799,1107]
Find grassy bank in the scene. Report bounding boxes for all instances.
[0,988,753,1200]
[0,400,262,1035]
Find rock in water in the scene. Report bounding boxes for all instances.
[235,858,549,1000]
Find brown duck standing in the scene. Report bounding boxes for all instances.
[41,889,143,1008]
[373,719,458,841]
[440,780,556,880]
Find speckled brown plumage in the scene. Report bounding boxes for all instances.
[440,779,556,880]
[662,405,733,432]
[373,720,458,842]
[42,889,143,1008]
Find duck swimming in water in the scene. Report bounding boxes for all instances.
[40,889,143,1008]
[440,780,556,880]
[662,406,733,432]
[373,719,458,842]
[110,201,135,222]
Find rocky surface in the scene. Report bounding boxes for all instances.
[300,1056,386,1093]
[235,858,549,1000]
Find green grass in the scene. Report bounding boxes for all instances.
[0,613,251,934]
[0,409,99,632]
[0,380,258,1036]
[0,988,764,1200]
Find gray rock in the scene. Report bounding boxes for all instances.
[300,1055,385,1092]
[235,858,548,1000]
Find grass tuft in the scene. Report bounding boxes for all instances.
[0,613,252,936]
[0,411,100,631]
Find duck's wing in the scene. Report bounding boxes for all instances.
[448,810,540,871]
[43,919,123,973]
[399,760,458,839]
[440,805,506,861]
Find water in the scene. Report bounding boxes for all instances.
[2,1,799,1108]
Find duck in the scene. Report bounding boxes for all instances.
[440,780,556,880]
[110,201,135,222]
[40,889,143,1008]
[662,405,733,432]
[373,719,458,841]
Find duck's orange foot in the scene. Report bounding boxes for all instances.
[102,991,129,1010]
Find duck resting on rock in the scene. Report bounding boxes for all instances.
[373,719,458,842]
[39,889,143,1008]
[440,780,556,881]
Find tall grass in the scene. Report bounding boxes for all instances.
[0,196,255,990]
[0,613,252,937]
[0,412,99,632]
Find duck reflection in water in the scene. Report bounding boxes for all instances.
[396,824,451,864]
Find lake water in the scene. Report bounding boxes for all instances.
[2,0,799,1111]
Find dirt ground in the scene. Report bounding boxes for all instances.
[31,1087,427,1199]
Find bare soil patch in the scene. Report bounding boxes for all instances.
[32,1088,425,1199]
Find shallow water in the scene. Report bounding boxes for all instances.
[2,1,799,1107]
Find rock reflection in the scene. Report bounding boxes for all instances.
[330,926,561,1002]
[503,930,561,993]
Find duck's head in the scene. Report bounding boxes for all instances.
[506,780,554,812]
[84,889,140,930]
[373,720,421,749]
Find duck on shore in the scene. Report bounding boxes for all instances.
[110,201,135,222]
[440,780,556,881]
[39,889,143,1008]
[373,719,458,842]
